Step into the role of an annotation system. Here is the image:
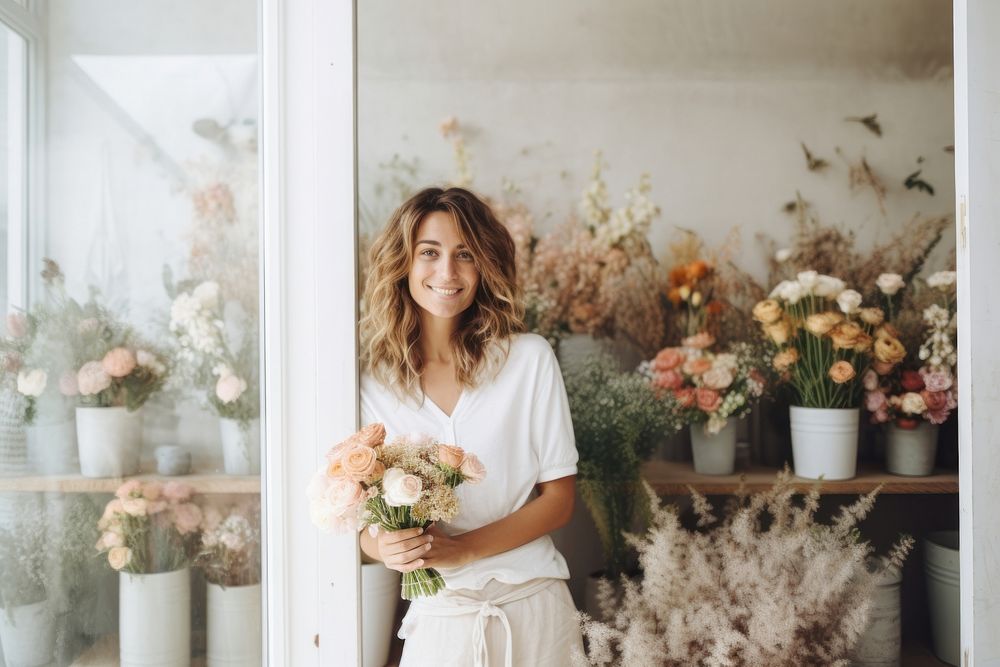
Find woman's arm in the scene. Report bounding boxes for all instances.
[420,475,576,570]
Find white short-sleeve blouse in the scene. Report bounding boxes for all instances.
[360,333,579,591]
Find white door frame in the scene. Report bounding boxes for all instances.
[262,0,361,664]
[954,1,1000,664]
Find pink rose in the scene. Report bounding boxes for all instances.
[695,388,722,413]
[102,347,137,378]
[355,423,386,447]
[674,388,696,408]
[216,373,248,404]
[121,497,148,517]
[325,477,366,512]
[77,361,112,396]
[147,500,168,514]
[173,503,203,535]
[865,391,887,412]
[861,369,879,392]
[142,481,163,501]
[682,332,716,350]
[163,481,193,502]
[437,444,466,469]
[652,348,685,372]
[653,370,684,391]
[59,371,79,396]
[340,444,379,482]
[871,407,890,424]
[701,367,734,391]
[107,546,132,571]
[115,480,143,499]
[926,408,951,425]
[325,439,353,466]
[6,313,26,339]
[921,390,948,412]
[382,468,423,506]
[683,357,713,376]
[921,370,953,393]
[459,454,486,484]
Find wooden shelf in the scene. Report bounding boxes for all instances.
[0,472,260,494]
[642,460,958,495]
[902,640,951,666]
[71,635,206,666]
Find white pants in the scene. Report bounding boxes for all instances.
[398,577,584,667]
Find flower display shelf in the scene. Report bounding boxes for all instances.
[0,472,260,494]
[70,634,207,666]
[642,460,958,495]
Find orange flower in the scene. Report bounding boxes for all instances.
[668,266,689,287]
[828,361,857,384]
[686,260,710,282]
[437,445,466,469]
[705,300,725,315]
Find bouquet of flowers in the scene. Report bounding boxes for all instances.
[864,270,957,427]
[307,423,486,599]
[195,500,260,587]
[753,271,906,408]
[95,480,202,574]
[642,334,765,435]
[167,279,259,425]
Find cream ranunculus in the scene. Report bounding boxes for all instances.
[382,467,423,507]
[828,361,857,384]
[772,348,799,372]
[752,299,783,325]
[814,275,846,298]
[900,392,928,415]
[874,336,906,365]
[215,373,248,404]
[77,361,112,396]
[796,270,819,290]
[829,322,864,350]
[764,320,792,345]
[859,307,885,327]
[701,367,735,390]
[876,273,905,296]
[805,312,842,336]
[16,368,47,397]
[107,546,132,571]
[836,289,863,314]
[926,271,957,289]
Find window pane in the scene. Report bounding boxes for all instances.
[0,3,262,665]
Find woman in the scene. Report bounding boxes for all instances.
[359,187,583,666]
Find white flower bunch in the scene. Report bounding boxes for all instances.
[926,270,957,290]
[769,270,847,304]
[595,174,659,250]
[169,282,225,365]
[580,152,611,229]
[918,304,957,371]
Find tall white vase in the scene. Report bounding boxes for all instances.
[207,582,261,667]
[119,568,190,667]
[219,418,260,475]
[362,564,400,667]
[0,599,55,667]
[850,560,902,667]
[77,407,142,478]
[690,420,737,475]
[26,419,78,475]
[885,422,939,476]
[925,531,960,667]
[789,406,859,480]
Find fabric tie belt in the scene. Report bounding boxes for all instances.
[402,577,557,667]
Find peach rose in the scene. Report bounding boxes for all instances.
[701,367,734,390]
[805,312,842,336]
[764,320,792,346]
[438,444,466,469]
[859,308,885,327]
[828,361,856,384]
[653,370,684,391]
[682,332,715,350]
[216,373,248,404]
[829,322,864,350]
[107,546,132,571]
[102,347,137,378]
[77,361,112,396]
[652,348,685,372]
[326,459,345,477]
[683,357,713,376]
[674,387,696,408]
[173,503,203,535]
[325,477,366,512]
[772,348,799,372]
[341,444,379,482]
[356,423,386,447]
[752,299,783,325]
[459,454,486,484]
[873,336,906,365]
[695,388,722,413]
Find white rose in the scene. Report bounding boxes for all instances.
[796,270,819,290]
[216,374,248,404]
[780,281,806,304]
[16,368,47,397]
[836,289,863,314]
[382,467,422,507]
[193,281,220,308]
[876,273,905,296]
[701,367,735,390]
[774,248,792,263]
[927,271,957,289]
[814,275,846,298]
[900,392,928,415]
[769,280,794,299]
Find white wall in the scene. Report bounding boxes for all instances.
[358,0,956,282]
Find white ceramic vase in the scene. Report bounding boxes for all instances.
[850,560,902,667]
[362,563,400,667]
[207,582,261,667]
[119,568,190,667]
[76,407,142,478]
[925,531,960,667]
[690,420,737,475]
[26,419,78,475]
[789,406,859,480]
[0,599,55,667]
[885,422,939,477]
[219,418,260,475]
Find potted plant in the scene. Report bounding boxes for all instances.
[864,271,957,476]
[642,334,765,475]
[753,272,906,479]
[563,353,672,615]
[194,499,261,667]
[0,503,57,667]
[167,279,260,474]
[96,480,201,666]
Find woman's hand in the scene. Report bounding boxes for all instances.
[421,524,475,569]
[376,526,434,573]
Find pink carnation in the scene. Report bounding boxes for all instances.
[102,347,137,378]
[921,370,953,393]
[865,391,887,413]
[926,409,951,425]
[861,369,879,392]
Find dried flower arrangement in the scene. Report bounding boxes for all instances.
[195,499,261,587]
[575,471,914,667]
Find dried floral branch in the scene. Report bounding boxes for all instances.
[800,142,829,172]
[844,113,883,137]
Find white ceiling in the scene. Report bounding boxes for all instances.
[359,0,953,81]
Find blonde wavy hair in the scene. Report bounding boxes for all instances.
[361,187,525,399]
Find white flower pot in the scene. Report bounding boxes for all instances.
[0,425,28,477]
[76,407,142,478]
[26,419,79,475]
[690,420,737,475]
[219,418,260,475]
[925,531,960,667]
[0,599,55,667]
[207,582,261,667]
[120,568,190,666]
[789,406,859,480]
[362,563,400,667]
[885,423,939,477]
[850,560,902,667]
